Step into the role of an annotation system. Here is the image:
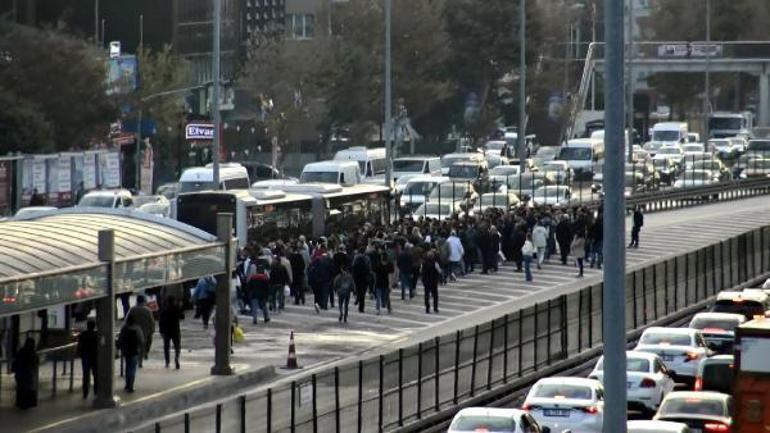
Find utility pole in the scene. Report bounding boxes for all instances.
[627,0,635,162]
[135,13,145,192]
[704,0,712,137]
[212,0,222,187]
[94,0,99,45]
[603,0,628,431]
[518,0,527,173]
[384,0,393,187]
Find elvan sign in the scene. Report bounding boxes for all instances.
[185,123,215,140]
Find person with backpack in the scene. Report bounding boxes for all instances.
[351,246,372,313]
[193,276,217,330]
[333,265,355,322]
[289,243,307,305]
[246,263,271,324]
[373,249,394,315]
[269,257,289,312]
[521,233,535,282]
[117,315,145,393]
[159,295,184,369]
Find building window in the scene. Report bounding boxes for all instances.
[286,14,314,40]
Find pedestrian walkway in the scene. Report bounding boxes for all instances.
[5,195,770,433]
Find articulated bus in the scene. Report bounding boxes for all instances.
[733,318,770,433]
[176,184,390,247]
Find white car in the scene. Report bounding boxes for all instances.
[627,420,691,433]
[77,189,134,208]
[476,190,520,213]
[681,143,705,157]
[588,351,675,413]
[688,312,746,354]
[133,195,171,218]
[14,206,57,218]
[673,170,716,188]
[490,165,522,188]
[448,407,554,433]
[412,201,463,221]
[653,391,732,433]
[530,186,572,207]
[522,377,604,433]
[634,327,712,387]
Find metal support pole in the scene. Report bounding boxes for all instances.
[704,0,711,131]
[212,0,222,186]
[94,230,117,408]
[211,213,234,375]
[384,0,393,187]
[136,109,143,191]
[518,0,527,173]
[94,0,99,45]
[626,0,635,162]
[603,0,628,428]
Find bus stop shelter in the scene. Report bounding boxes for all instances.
[0,209,234,407]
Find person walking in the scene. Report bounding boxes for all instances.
[590,213,603,269]
[351,247,372,312]
[269,257,289,312]
[333,265,354,322]
[511,224,526,272]
[158,295,184,369]
[555,214,573,265]
[77,319,98,399]
[373,250,394,315]
[532,220,548,270]
[488,226,501,272]
[246,263,270,324]
[126,295,155,367]
[117,315,144,393]
[289,243,307,305]
[446,230,465,280]
[397,243,414,299]
[193,275,217,330]
[12,337,38,409]
[629,206,644,248]
[421,250,441,314]
[571,231,586,278]
[521,233,535,282]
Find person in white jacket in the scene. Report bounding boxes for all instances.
[532,220,549,269]
[521,233,535,282]
[446,231,465,281]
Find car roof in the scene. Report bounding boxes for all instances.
[180,166,248,181]
[450,161,483,167]
[643,327,697,335]
[534,377,600,387]
[302,160,360,170]
[627,420,688,432]
[394,155,438,161]
[455,407,526,418]
[406,175,450,184]
[83,189,131,197]
[692,312,746,321]
[665,391,730,402]
[700,354,733,364]
[717,290,767,302]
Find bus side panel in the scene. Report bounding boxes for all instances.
[735,377,770,433]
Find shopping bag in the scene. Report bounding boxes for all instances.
[233,325,246,343]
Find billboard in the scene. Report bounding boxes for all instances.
[106,55,138,96]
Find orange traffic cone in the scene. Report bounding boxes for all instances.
[284,330,301,369]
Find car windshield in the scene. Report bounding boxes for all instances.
[559,147,592,161]
[491,166,519,176]
[595,357,650,373]
[543,162,567,172]
[393,160,425,172]
[486,141,506,150]
[179,181,217,193]
[684,145,704,152]
[709,117,743,130]
[442,155,474,168]
[536,147,558,158]
[404,181,437,196]
[300,172,339,184]
[702,363,734,393]
[419,203,452,215]
[481,194,511,206]
[507,176,544,190]
[712,299,765,319]
[658,147,681,155]
[431,184,469,199]
[449,415,515,432]
[640,332,692,346]
[690,317,742,331]
[533,186,567,197]
[659,397,726,417]
[533,384,592,400]
[747,140,770,151]
[449,165,480,179]
[78,195,116,207]
[653,159,671,167]
[653,130,680,141]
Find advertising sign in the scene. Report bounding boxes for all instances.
[140,143,154,195]
[0,161,10,213]
[185,123,215,140]
[32,158,47,193]
[99,152,122,188]
[83,152,97,189]
[106,55,138,96]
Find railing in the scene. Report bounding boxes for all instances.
[131,212,770,433]
[0,342,78,403]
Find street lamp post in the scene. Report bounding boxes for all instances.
[212,0,222,187]
[384,0,393,187]
[704,0,712,136]
[518,0,527,173]
[627,0,635,162]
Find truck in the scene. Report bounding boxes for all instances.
[733,318,770,433]
[708,111,754,139]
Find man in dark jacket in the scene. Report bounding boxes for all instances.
[117,315,145,392]
[288,244,306,305]
[629,206,644,248]
[351,247,372,313]
[421,250,441,314]
[125,295,155,366]
[590,214,603,269]
[397,244,414,299]
[510,225,526,272]
[269,257,289,311]
[555,215,573,265]
[77,319,98,398]
[309,250,336,311]
[333,265,355,322]
[246,264,271,324]
[159,296,184,369]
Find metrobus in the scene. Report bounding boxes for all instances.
[175,184,390,247]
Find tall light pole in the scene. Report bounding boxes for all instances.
[94,0,99,45]
[384,0,393,187]
[517,0,526,173]
[627,0,635,162]
[704,0,712,136]
[603,0,628,431]
[212,0,222,187]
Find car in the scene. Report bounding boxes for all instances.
[694,355,734,394]
[501,173,548,200]
[710,290,769,321]
[489,165,522,188]
[427,181,479,211]
[522,377,604,433]
[155,182,179,199]
[13,206,57,218]
[533,146,560,163]
[541,161,573,185]
[400,176,451,213]
[656,146,685,167]
[686,160,730,182]
[77,189,134,208]
[682,143,706,157]
[634,327,712,387]
[440,152,486,175]
[652,157,679,185]
[393,174,417,195]
[447,407,555,433]
[475,190,521,213]
[391,156,441,180]
[588,351,675,413]
[673,170,716,188]
[486,154,511,170]
[740,158,770,178]
[653,391,732,433]
[688,312,746,354]
[530,186,572,208]
[448,161,490,193]
[484,139,510,158]
[133,195,171,217]
[412,201,463,221]
[627,420,691,433]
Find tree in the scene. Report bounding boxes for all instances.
[0,21,118,152]
[137,45,193,136]
[0,91,55,155]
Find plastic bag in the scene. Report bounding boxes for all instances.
[284,284,291,297]
[233,325,245,343]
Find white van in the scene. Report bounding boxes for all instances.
[300,160,361,186]
[558,138,604,180]
[392,156,441,180]
[334,146,387,181]
[178,164,251,193]
[647,122,689,151]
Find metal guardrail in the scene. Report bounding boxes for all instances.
[131,201,770,433]
[1,342,78,403]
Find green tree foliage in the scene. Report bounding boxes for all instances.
[0,21,118,153]
[137,45,192,139]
